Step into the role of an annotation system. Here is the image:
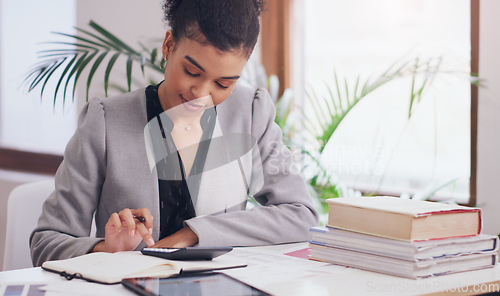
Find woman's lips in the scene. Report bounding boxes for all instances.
[179,94,204,112]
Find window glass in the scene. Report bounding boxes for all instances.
[300,0,470,203]
[0,0,77,154]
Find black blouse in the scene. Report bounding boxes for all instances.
[145,83,216,240]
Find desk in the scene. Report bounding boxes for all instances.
[1,243,499,296]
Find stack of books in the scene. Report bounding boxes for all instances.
[309,196,498,279]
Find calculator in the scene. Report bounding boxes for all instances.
[141,247,233,260]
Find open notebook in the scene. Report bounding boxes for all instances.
[41,251,247,284]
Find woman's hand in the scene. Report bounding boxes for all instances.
[92,208,155,253]
[152,226,199,248]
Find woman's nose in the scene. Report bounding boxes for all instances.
[191,81,211,99]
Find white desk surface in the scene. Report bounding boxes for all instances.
[1,242,500,296]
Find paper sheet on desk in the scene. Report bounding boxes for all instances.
[219,245,350,288]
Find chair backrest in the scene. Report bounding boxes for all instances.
[3,180,55,271]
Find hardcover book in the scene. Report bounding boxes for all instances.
[309,244,496,279]
[327,196,481,241]
[309,226,498,261]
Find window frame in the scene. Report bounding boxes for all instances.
[469,0,479,207]
[260,0,292,96]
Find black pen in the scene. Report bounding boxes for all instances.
[133,215,146,223]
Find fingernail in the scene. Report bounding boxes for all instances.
[148,228,153,234]
[148,238,155,246]
[130,230,135,236]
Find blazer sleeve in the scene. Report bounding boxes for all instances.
[30,97,106,267]
[185,88,319,246]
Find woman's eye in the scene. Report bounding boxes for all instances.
[215,82,229,89]
[184,68,200,77]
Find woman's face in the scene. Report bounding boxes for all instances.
[160,31,248,113]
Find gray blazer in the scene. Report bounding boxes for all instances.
[30,84,318,267]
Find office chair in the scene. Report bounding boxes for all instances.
[3,180,98,271]
[3,180,55,271]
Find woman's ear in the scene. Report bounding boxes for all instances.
[162,30,175,60]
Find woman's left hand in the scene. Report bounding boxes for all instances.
[152,226,199,248]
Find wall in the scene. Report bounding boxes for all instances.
[0,0,167,271]
[476,0,500,236]
[75,0,166,109]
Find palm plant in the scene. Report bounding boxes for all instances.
[23,20,164,105]
[273,58,479,214]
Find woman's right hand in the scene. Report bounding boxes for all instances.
[92,208,155,253]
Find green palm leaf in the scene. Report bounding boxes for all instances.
[86,51,109,101]
[75,27,119,50]
[27,59,59,92]
[23,20,164,106]
[40,58,66,100]
[126,55,133,92]
[72,50,98,100]
[150,48,158,64]
[292,57,448,201]
[53,32,111,49]
[54,55,78,105]
[104,52,121,97]
[63,52,89,103]
[89,21,140,56]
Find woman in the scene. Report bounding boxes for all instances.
[30,0,318,266]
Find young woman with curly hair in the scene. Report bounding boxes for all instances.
[30,0,318,266]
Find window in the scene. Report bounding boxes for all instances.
[0,0,165,174]
[295,0,472,204]
[0,0,77,155]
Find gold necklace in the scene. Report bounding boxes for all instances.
[172,112,204,131]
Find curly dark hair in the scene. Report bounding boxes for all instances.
[163,0,265,57]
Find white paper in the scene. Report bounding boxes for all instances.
[220,245,345,288]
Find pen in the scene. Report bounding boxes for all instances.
[133,215,146,223]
